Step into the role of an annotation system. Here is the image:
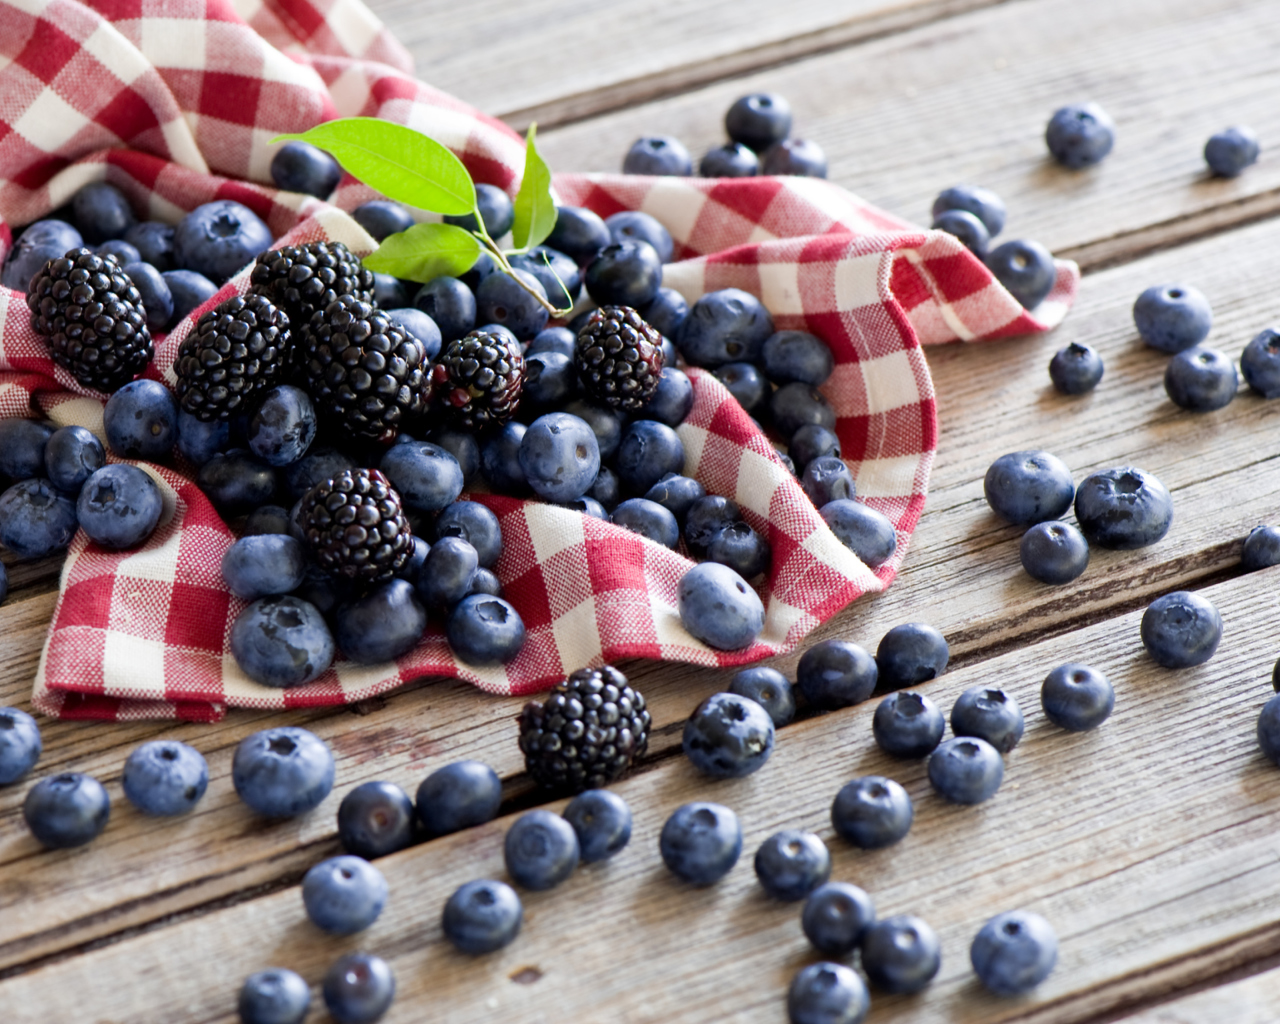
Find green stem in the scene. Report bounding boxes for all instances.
[473,226,575,319]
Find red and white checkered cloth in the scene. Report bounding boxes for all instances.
[0,0,1077,720]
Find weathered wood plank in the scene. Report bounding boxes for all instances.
[5,567,1279,1022]
[1111,965,1280,1024]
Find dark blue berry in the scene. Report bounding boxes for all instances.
[527,326,576,358]
[801,882,876,956]
[761,138,828,177]
[1205,126,1260,177]
[705,520,771,578]
[270,141,341,197]
[683,494,741,554]
[1132,284,1212,353]
[932,185,1007,237]
[0,478,77,558]
[802,456,854,507]
[952,686,1024,753]
[416,760,501,837]
[434,500,502,568]
[43,425,104,493]
[677,287,773,368]
[563,789,632,863]
[606,211,674,263]
[3,219,81,290]
[789,424,840,472]
[443,879,523,954]
[447,594,526,665]
[0,708,41,785]
[121,261,174,331]
[280,449,352,502]
[1258,693,1280,764]
[335,579,427,663]
[353,200,414,241]
[1165,345,1238,411]
[986,239,1057,309]
[683,691,775,778]
[230,595,334,687]
[761,330,834,387]
[622,135,693,176]
[862,915,942,994]
[798,639,877,709]
[103,379,178,460]
[245,385,314,467]
[176,410,229,466]
[480,421,531,495]
[238,968,311,1024]
[875,622,949,690]
[584,240,663,308]
[699,142,759,178]
[787,962,869,1024]
[1045,102,1116,168]
[379,441,463,513]
[873,692,944,758]
[302,855,387,935]
[372,272,406,312]
[163,269,219,326]
[72,181,136,243]
[638,366,694,426]
[510,247,582,309]
[820,498,896,568]
[222,534,307,600]
[616,419,685,494]
[1041,663,1114,731]
[233,726,334,818]
[659,801,742,885]
[412,277,475,341]
[77,464,164,549]
[644,473,705,525]
[417,536,479,609]
[518,412,601,502]
[612,497,679,548]
[24,772,110,848]
[562,399,626,463]
[322,952,395,1024]
[715,361,771,418]
[928,736,1003,804]
[562,496,608,520]
[641,287,690,339]
[971,910,1059,995]
[174,200,273,283]
[932,208,990,257]
[677,562,764,650]
[385,307,441,361]
[122,739,207,816]
[1074,466,1173,549]
[338,780,415,859]
[771,382,835,439]
[0,419,53,480]
[123,221,175,272]
[586,463,620,511]
[1049,341,1103,394]
[984,450,1074,525]
[504,809,580,890]
[725,92,792,151]
[421,429,478,486]
[1021,520,1089,584]
[754,829,830,901]
[444,183,515,237]
[1243,525,1280,570]
[831,775,913,849]
[476,268,549,340]
[729,666,795,727]
[546,206,612,265]
[462,251,499,291]
[1241,328,1280,397]
[1141,590,1222,668]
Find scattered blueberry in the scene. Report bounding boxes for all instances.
[121,261,174,331]
[380,441,463,514]
[616,419,685,495]
[124,221,175,272]
[417,761,502,837]
[446,594,526,665]
[1132,284,1213,353]
[322,952,395,1024]
[1164,345,1238,412]
[103,379,178,460]
[0,708,41,785]
[444,182,515,238]
[819,499,897,568]
[622,135,693,176]
[77,464,164,550]
[563,789,633,863]
[1241,328,1280,397]
[611,497,679,548]
[933,208,990,257]
[802,881,876,956]
[928,736,1004,804]
[237,968,311,1024]
[787,961,869,1024]
[1020,520,1090,585]
[546,206,612,265]
[1045,102,1116,168]
[23,772,110,848]
[699,142,759,178]
[802,456,855,507]
[173,200,273,283]
[442,879,523,954]
[43,424,104,493]
[831,775,913,848]
[1074,466,1173,549]
[433,500,502,568]
[861,914,941,994]
[1050,341,1105,394]
[122,740,208,815]
[873,692,945,758]
[504,809,580,891]
[229,595,334,687]
[683,691,776,778]
[413,276,475,341]
[0,478,78,558]
[353,200,414,241]
[677,562,764,650]
[335,579,427,663]
[984,450,1075,525]
[1258,693,1280,765]
[678,288,774,368]
[1205,126,1260,177]
[986,239,1057,309]
[1242,525,1280,570]
[659,801,742,885]
[232,726,334,818]
[1141,590,1222,668]
[797,639,877,709]
[951,686,1024,753]
[480,420,531,495]
[163,269,219,327]
[761,138,828,177]
[337,780,415,859]
[222,534,307,600]
[606,210,674,264]
[1041,663,1114,731]
[971,910,1059,995]
[754,829,831,901]
[726,93,792,151]
[303,854,388,935]
[932,184,1007,237]
[72,181,136,243]
[729,666,796,727]
[584,240,663,308]
[876,622,949,690]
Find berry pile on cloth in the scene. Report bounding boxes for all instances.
[0,0,1078,721]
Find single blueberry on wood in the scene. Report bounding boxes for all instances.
[801,882,876,957]
[928,736,1004,804]
[322,952,395,1024]
[725,92,792,151]
[302,855,388,935]
[876,622,949,690]
[798,639,877,709]
[504,809,580,891]
[442,879,523,954]
[787,961,869,1024]
[0,707,41,785]
[1141,591,1223,668]
[1041,663,1114,731]
[683,691,775,778]
[754,829,831,901]
[563,789,633,863]
[861,914,942,994]
[727,667,796,727]
[416,760,501,837]
[1073,466,1173,549]
[122,740,208,816]
[659,801,742,885]
[984,450,1075,525]
[24,772,111,848]
[337,780,416,859]
[1241,328,1280,397]
[951,685,1025,753]
[237,967,311,1024]
[699,142,759,178]
[1258,693,1280,765]
[831,775,913,848]
[232,726,334,818]
[971,910,1059,996]
[872,692,945,758]
[1164,346,1238,412]
[1205,126,1260,177]
[1133,284,1213,353]
[1242,525,1280,571]
[1049,341,1105,394]
[1021,520,1090,584]
[1045,102,1116,168]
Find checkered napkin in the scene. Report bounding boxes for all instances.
[0,0,1078,720]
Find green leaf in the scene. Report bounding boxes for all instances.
[273,118,475,216]
[362,223,482,283]
[511,123,557,250]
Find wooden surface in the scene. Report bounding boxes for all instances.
[4,0,1280,1020]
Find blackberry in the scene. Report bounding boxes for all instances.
[518,665,651,793]
[574,305,665,410]
[27,247,153,392]
[297,468,413,585]
[249,240,374,330]
[174,294,291,420]
[301,295,430,443]
[431,329,524,431]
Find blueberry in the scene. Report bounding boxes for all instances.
[0,563,8,605]
[928,736,1004,804]
[230,595,335,687]
[616,419,685,495]
[986,239,1057,309]
[771,382,835,439]
[0,478,78,558]
[504,809,580,891]
[1240,328,1280,397]
[1021,520,1090,584]
[302,854,388,936]
[335,579,427,663]
[932,208,990,257]
[1243,525,1280,570]
[1258,693,1280,764]
[322,952,395,1024]
[801,882,876,956]
[606,210,674,264]
[379,441,463,514]
[638,366,695,427]
[683,691,775,778]
[705,520,771,578]
[337,780,415,859]
[463,252,501,292]
[677,287,773,368]
[802,456,855,507]
[480,421,530,496]
[23,772,110,848]
[0,708,42,785]
[518,412,601,503]
[353,200,414,242]
[176,410,229,466]
[562,496,608,520]
[677,562,764,650]
[1074,466,1173,549]
[832,775,913,849]
[622,135,693,176]
[562,399,626,463]
[244,386,314,467]
[1132,283,1212,353]
[445,183,516,237]
[952,685,1025,753]
[513,248,583,310]
[1045,102,1116,168]
[447,594,526,665]
[291,564,347,617]
[416,536,479,609]
[861,914,942,994]
[760,330,834,387]
[641,287,690,340]
[118,739,208,817]
[1041,663,1114,731]
[612,497,679,548]
[221,534,307,600]
[527,326,576,359]
[760,138,828,177]
[103,379,178,461]
[699,142,759,178]
[1141,590,1222,668]
[233,727,334,818]
[797,639,877,709]
[546,206,612,265]
[932,184,1007,237]
[269,140,341,197]
[584,240,663,308]
[370,272,407,309]
[97,239,142,265]
[113,260,172,332]
[443,879,523,954]
[787,961,869,1024]
[43,425,104,495]
[383,307,441,361]
[729,666,796,727]
[77,464,164,550]
[724,92,792,150]
[644,474,706,525]
[0,419,54,480]
[416,760,502,837]
[476,267,549,340]
[238,968,311,1024]
[754,829,830,901]
[875,623,948,692]
[1165,345,1238,412]
[984,450,1075,525]
[873,692,945,758]
[820,499,896,568]
[124,221,175,272]
[713,361,769,418]
[563,789,632,863]
[659,801,742,885]
[163,269,219,326]
[517,352,575,414]
[2,241,63,292]
[684,494,741,554]
[412,277,475,341]
[434,501,502,568]
[1205,126,1260,177]
[788,425,840,473]
[72,181,136,243]
[971,910,1059,995]
[1047,340,1104,395]
[174,200,273,283]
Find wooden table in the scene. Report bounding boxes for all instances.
[4,0,1280,1019]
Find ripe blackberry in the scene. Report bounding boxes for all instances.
[297,468,413,585]
[301,295,429,443]
[249,240,374,330]
[432,329,524,431]
[575,305,665,410]
[518,665,651,793]
[27,248,153,392]
[174,294,291,420]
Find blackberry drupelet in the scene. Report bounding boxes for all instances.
[574,305,665,410]
[297,468,413,585]
[301,295,430,443]
[431,329,524,431]
[249,240,374,330]
[27,247,153,392]
[518,665,651,793]
[174,293,292,420]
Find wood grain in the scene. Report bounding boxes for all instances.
[5,567,1279,1022]
[1111,966,1280,1024]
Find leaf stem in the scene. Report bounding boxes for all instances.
[473,224,575,319]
